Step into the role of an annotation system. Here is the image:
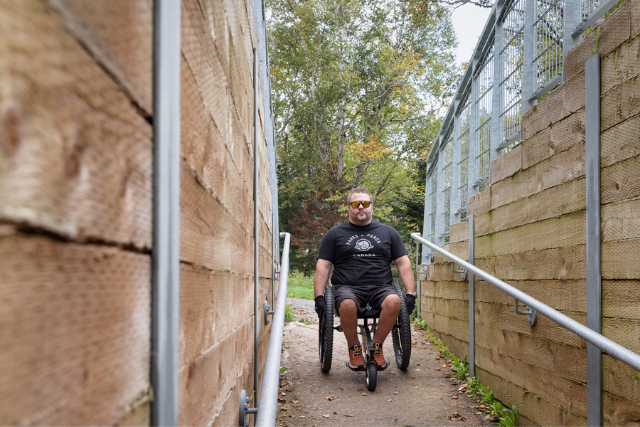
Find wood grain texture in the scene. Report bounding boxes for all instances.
[46,0,153,114]
[601,35,640,97]
[521,72,585,139]
[603,355,640,404]
[603,280,640,320]
[521,108,586,171]
[601,155,640,205]
[475,323,587,382]
[429,329,469,361]
[468,186,491,216]
[421,279,469,300]
[475,345,588,416]
[474,177,586,237]
[602,238,640,280]
[474,210,586,258]
[491,143,522,184]
[602,74,640,132]
[450,219,468,243]
[421,310,469,342]
[602,198,640,243]
[474,301,586,348]
[601,113,640,169]
[475,367,587,426]
[0,0,152,249]
[603,317,640,354]
[423,297,468,321]
[603,390,640,426]
[474,279,587,312]
[0,233,151,426]
[490,142,586,211]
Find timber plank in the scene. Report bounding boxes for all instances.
[633,0,640,38]
[475,367,587,426]
[478,244,586,281]
[601,154,640,205]
[474,177,586,237]
[601,35,640,97]
[0,233,151,426]
[178,318,253,427]
[603,391,640,425]
[475,346,588,417]
[423,297,468,321]
[521,72,586,139]
[181,0,230,142]
[475,301,586,348]
[421,311,469,342]
[450,220,468,243]
[491,143,522,184]
[602,197,640,243]
[603,355,640,404]
[474,211,586,258]
[521,108,586,170]
[475,323,587,382]
[468,186,491,216]
[601,75,640,131]
[47,0,153,114]
[603,317,640,354]
[490,142,586,211]
[601,113,640,169]
[475,279,587,313]
[0,0,152,249]
[429,330,469,361]
[603,280,640,320]
[602,238,640,279]
[420,279,469,301]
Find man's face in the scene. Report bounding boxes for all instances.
[347,192,373,225]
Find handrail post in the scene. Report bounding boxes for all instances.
[468,214,475,377]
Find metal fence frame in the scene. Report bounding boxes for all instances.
[421,0,611,263]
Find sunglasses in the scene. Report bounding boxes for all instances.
[349,200,372,208]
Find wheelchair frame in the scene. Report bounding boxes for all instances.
[318,282,412,391]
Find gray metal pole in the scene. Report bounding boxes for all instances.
[151,0,181,425]
[253,48,260,407]
[468,214,475,377]
[563,0,582,83]
[255,233,291,427]
[522,0,536,113]
[585,53,602,427]
[410,233,640,373]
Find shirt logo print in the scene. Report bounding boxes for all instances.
[354,239,374,251]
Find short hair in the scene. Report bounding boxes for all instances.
[348,186,373,203]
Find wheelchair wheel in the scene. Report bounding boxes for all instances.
[366,362,377,391]
[391,283,412,371]
[319,284,334,373]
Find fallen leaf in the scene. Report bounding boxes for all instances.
[445,374,452,378]
[292,400,299,404]
[451,395,459,399]
[322,414,330,418]
[333,411,340,414]
[434,368,441,371]
[278,398,286,403]
[417,363,421,366]
[362,393,367,396]
[299,415,305,418]
[410,374,415,379]
[440,383,445,386]
[388,399,392,402]
[412,342,417,346]
[442,364,447,367]
[394,391,398,395]
[325,396,335,401]
[460,417,467,421]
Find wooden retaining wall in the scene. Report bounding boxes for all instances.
[420,1,640,424]
[0,0,275,426]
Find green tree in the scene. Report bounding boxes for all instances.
[268,0,460,271]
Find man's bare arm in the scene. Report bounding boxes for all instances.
[314,259,333,298]
[394,255,416,293]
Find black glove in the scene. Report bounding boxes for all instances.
[314,295,326,320]
[405,294,416,316]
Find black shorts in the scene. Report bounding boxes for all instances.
[334,283,398,315]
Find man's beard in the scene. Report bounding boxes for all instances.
[350,210,371,223]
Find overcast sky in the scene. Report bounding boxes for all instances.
[450,3,493,66]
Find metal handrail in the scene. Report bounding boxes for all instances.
[410,232,640,372]
[255,232,291,426]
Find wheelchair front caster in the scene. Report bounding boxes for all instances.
[366,362,377,391]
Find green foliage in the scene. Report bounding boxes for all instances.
[286,270,315,300]
[413,319,519,426]
[284,305,295,322]
[280,366,289,374]
[268,0,461,271]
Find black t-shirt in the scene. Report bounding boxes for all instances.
[317,220,408,287]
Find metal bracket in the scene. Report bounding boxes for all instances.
[515,299,538,326]
[264,300,274,325]
[238,389,258,427]
[452,262,467,280]
[273,266,280,281]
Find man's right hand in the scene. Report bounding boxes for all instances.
[314,295,326,320]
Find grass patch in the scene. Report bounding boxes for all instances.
[286,270,315,300]
[414,319,519,426]
[284,305,295,322]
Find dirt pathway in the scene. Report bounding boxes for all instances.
[277,298,491,427]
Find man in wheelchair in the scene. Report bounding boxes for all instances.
[313,186,416,371]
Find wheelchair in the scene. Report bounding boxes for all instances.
[318,282,412,391]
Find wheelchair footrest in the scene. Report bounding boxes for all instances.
[345,361,366,372]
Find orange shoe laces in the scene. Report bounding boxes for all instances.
[350,345,362,359]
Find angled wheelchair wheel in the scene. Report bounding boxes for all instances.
[319,284,334,373]
[366,362,377,391]
[391,283,412,371]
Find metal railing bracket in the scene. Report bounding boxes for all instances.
[514,299,538,326]
[239,389,258,427]
[452,262,467,280]
[264,300,274,325]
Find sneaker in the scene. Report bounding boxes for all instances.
[373,343,387,367]
[348,344,365,369]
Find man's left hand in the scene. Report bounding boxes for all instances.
[405,294,416,316]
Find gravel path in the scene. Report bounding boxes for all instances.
[278,298,492,427]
